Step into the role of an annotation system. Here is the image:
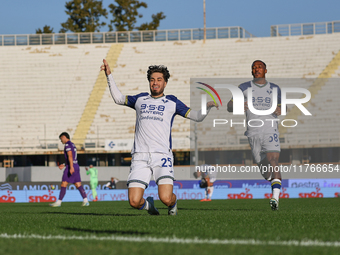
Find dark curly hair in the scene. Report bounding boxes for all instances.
[147,65,170,82]
[59,132,70,139]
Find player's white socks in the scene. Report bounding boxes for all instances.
[207,187,214,199]
[143,200,150,210]
[83,198,88,203]
[271,179,281,201]
[55,200,62,205]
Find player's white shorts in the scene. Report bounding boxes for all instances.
[248,133,280,164]
[127,152,174,189]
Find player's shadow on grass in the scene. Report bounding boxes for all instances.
[62,227,149,236]
[44,212,138,217]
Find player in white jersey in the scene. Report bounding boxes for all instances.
[194,164,218,201]
[227,60,282,211]
[101,59,218,215]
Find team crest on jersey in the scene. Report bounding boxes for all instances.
[267,90,272,95]
[162,99,169,104]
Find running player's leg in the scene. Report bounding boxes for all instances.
[248,136,268,177]
[201,187,208,201]
[72,165,89,206]
[50,181,68,207]
[50,167,70,207]
[262,134,281,210]
[90,180,98,201]
[75,182,89,206]
[266,152,281,210]
[207,185,214,200]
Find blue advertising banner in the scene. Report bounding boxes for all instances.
[1,187,339,203]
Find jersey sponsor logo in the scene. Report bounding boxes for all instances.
[140,104,165,121]
[140,115,163,122]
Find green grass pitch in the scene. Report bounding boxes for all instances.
[0,198,339,255]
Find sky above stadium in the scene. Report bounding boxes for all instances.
[1,0,339,37]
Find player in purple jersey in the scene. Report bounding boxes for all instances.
[50,132,89,207]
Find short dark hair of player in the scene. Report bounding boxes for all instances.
[147,65,170,83]
[59,132,70,139]
[251,60,266,69]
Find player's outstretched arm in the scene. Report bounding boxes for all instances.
[101,59,126,105]
[186,101,219,122]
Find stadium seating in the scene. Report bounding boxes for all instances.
[1,33,340,152]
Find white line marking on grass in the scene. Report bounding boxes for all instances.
[0,233,339,247]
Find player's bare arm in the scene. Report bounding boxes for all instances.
[67,150,74,175]
[58,164,65,170]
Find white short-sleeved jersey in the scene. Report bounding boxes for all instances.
[239,81,281,137]
[125,93,191,154]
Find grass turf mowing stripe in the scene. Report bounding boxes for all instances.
[1,233,340,247]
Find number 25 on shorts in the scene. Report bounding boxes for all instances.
[161,158,172,167]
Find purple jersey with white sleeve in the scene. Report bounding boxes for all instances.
[124,93,191,154]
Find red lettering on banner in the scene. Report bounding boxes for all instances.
[0,191,16,203]
[299,187,323,198]
[264,188,289,199]
[29,191,57,203]
[228,188,253,199]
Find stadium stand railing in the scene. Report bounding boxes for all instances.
[0,26,253,47]
[271,20,340,37]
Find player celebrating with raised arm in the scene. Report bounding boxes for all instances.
[227,60,282,211]
[50,132,89,207]
[101,59,218,215]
